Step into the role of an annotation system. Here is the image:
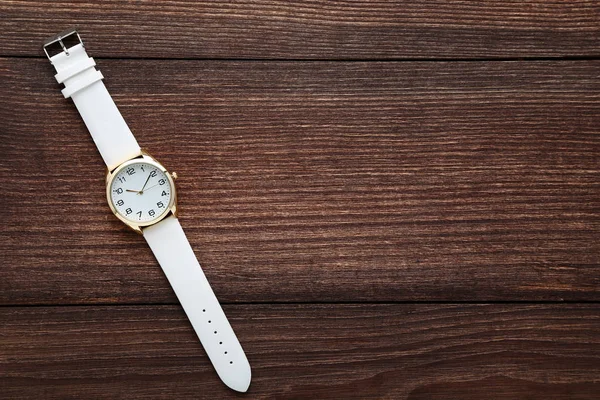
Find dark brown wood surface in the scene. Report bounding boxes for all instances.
[1,59,599,304]
[1,0,599,59]
[1,1,599,399]
[3,304,600,399]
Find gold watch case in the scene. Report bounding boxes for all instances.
[106,151,178,234]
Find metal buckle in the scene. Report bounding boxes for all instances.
[43,29,83,61]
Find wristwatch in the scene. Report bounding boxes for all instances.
[43,30,251,392]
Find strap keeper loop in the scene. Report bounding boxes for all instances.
[61,70,104,98]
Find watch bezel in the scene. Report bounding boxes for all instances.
[106,151,177,234]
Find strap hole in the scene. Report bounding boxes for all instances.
[224,351,228,354]
[230,361,233,364]
[214,331,217,334]
[219,342,223,345]
[202,309,206,312]
[208,320,211,323]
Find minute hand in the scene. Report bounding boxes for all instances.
[139,172,152,193]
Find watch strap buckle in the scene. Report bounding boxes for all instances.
[43,29,83,61]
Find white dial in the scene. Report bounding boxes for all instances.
[109,161,173,224]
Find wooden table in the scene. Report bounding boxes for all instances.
[1,2,599,399]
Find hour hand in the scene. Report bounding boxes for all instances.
[126,189,140,193]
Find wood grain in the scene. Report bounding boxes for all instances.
[1,1,599,59]
[1,58,599,305]
[1,304,599,399]
[2,2,598,398]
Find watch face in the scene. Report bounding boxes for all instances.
[108,160,174,225]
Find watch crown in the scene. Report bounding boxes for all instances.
[171,172,178,180]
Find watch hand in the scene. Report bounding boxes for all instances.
[139,172,152,193]
[126,189,139,193]
[143,183,160,192]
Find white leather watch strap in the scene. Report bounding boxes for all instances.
[143,216,251,392]
[45,32,251,391]
[47,42,141,170]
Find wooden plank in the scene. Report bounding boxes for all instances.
[1,1,599,59]
[1,304,599,399]
[1,59,599,305]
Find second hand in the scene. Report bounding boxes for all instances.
[143,183,160,192]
